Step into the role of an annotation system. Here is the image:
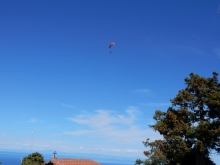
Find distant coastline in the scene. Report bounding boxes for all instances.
[0,150,136,165]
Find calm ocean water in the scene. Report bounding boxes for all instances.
[0,151,134,165]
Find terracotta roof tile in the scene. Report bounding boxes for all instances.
[49,158,101,165]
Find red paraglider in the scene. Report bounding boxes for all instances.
[109,42,115,53]
[109,42,115,48]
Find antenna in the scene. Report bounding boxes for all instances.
[31,128,34,153]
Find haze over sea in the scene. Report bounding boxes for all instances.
[0,150,136,165]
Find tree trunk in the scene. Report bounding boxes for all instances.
[196,151,205,165]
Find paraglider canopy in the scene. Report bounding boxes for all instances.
[109,42,115,49]
[109,42,115,53]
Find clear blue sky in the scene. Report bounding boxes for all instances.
[1,0,220,164]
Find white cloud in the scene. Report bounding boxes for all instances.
[117,109,135,125]
[67,108,161,144]
[68,108,136,128]
[0,107,162,157]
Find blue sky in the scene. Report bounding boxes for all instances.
[1,0,220,164]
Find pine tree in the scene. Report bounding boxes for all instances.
[136,72,220,165]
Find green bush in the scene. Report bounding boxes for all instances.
[21,152,45,165]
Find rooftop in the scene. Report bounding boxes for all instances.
[44,158,101,165]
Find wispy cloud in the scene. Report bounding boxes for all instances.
[0,140,145,158]
[0,133,7,136]
[159,43,205,57]
[66,107,161,144]
[29,118,38,123]
[64,130,95,136]
[53,101,82,110]
[61,103,81,110]
[68,107,137,128]
[133,89,151,93]
[213,48,220,58]
[140,102,171,107]
[4,107,161,156]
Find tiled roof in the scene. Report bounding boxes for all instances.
[48,158,101,165]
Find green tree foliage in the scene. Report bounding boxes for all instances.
[135,138,168,165]
[136,72,220,165]
[21,152,45,165]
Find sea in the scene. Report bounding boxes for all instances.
[0,150,137,165]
